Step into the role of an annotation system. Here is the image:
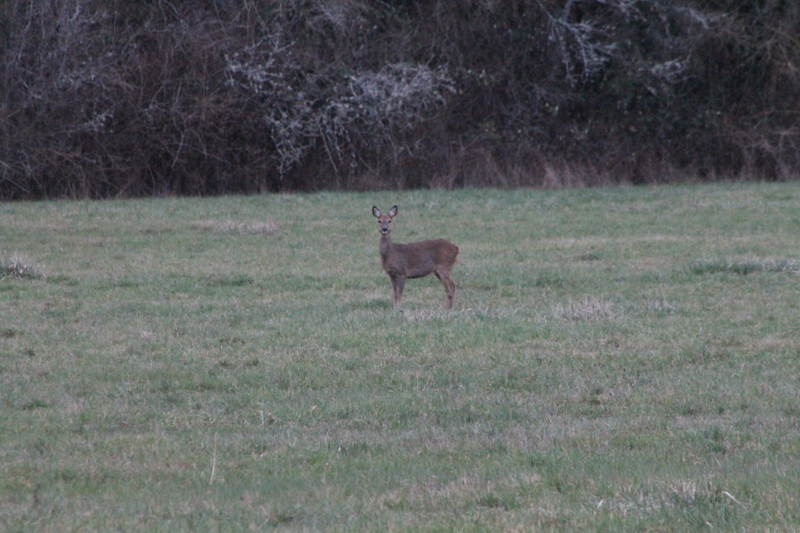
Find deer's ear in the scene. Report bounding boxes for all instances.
[389,205,398,217]
[372,206,381,218]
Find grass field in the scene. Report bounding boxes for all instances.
[2,183,800,531]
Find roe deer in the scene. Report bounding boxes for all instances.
[372,205,459,310]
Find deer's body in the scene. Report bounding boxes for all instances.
[373,205,459,310]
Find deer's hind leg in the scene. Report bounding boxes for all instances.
[434,269,456,310]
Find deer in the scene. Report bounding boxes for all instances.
[372,205,459,310]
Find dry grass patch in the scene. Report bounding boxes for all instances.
[690,258,800,275]
[400,308,455,321]
[551,296,624,322]
[193,219,279,235]
[0,253,42,279]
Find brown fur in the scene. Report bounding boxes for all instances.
[372,205,459,310]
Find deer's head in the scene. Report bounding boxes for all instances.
[372,205,397,236]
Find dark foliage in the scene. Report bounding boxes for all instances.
[1,0,798,199]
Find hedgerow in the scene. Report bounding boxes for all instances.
[1,0,798,198]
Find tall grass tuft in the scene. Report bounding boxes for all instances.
[1,253,42,279]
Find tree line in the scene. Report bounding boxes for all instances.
[1,0,798,199]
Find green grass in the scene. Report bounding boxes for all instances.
[2,183,800,531]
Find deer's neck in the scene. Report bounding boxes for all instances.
[379,233,393,259]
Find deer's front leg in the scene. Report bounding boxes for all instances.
[390,275,405,310]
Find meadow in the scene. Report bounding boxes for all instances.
[1,183,800,531]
